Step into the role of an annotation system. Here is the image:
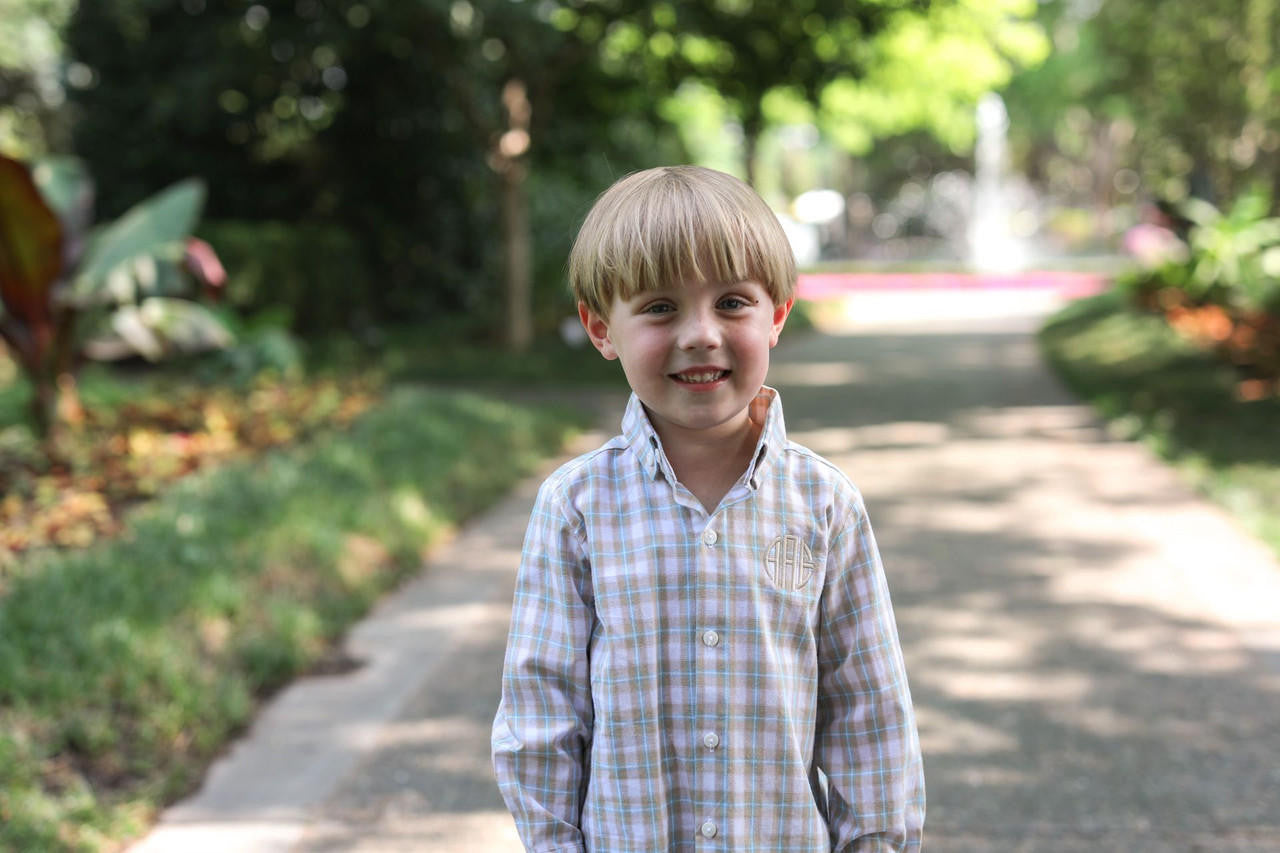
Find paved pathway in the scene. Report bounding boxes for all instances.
[131,286,1280,852]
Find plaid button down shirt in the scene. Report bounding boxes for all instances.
[493,388,924,852]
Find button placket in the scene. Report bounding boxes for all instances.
[694,514,726,848]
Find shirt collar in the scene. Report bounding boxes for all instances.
[621,386,786,491]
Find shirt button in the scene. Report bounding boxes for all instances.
[700,820,718,839]
[702,527,718,545]
[702,630,720,647]
[703,732,720,750]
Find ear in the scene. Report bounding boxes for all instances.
[578,301,618,360]
[769,297,795,348]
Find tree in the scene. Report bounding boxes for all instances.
[816,0,1048,156]
[62,0,676,350]
[589,0,929,184]
[1004,0,1280,214]
[0,0,78,156]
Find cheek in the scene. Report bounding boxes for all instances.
[612,328,665,372]
[733,324,775,356]
[626,328,668,356]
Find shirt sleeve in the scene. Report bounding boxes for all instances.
[492,479,596,852]
[813,498,925,852]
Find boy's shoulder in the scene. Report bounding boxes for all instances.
[536,432,632,498]
[762,389,865,506]
[776,436,867,508]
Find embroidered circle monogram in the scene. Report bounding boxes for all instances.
[764,534,815,590]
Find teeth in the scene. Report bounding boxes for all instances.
[676,370,725,383]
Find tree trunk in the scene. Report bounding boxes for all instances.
[499,79,534,353]
[502,164,533,352]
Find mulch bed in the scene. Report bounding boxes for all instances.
[1138,287,1280,401]
[1,375,379,568]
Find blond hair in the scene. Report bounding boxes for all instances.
[569,165,797,318]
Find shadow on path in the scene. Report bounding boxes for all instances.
[296,316,1280,852]
[773,325,1280,851]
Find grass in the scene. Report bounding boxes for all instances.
[0,300,825,850]
[1039,288,1280,559]
[0,384,588,851]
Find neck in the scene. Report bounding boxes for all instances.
[656,414,761,513]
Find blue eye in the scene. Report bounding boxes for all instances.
[642,302,674,315]
[719,296,749,310]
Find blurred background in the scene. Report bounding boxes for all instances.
[5,0,1275,352]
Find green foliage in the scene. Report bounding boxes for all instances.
[820,0,1049,155]
[1089,0,1278,205]
[0,0,78,155]
[1005,0,1280,211]
[597,0,1046,179]
[1040,288,1280,559]
[0,386,586,851]
[1122,188,1280,314]
[68,179,203,303]
[62,0,483,318]
[0,153,225,436]
[197,220,373,335]
[195,310,306,385]
[61,0,674,336]
[1180,190,1280,313]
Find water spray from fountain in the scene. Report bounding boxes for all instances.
[969,92,1029,273]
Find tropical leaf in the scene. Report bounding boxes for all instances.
[108,304,164,361]
[32,157,95,272]
[0,153,63,328]
[31,157,94,232]
[92,297,233,362]
[69,178,207,306]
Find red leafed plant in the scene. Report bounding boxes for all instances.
[0,153,229,443]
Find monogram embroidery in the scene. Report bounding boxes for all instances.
[764,534,815,590]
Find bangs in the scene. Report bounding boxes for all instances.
[570,166,796,316]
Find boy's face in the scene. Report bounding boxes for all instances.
[579,276,793,446]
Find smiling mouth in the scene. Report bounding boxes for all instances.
[671,369,730,384]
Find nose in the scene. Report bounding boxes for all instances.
[677,307,722,350]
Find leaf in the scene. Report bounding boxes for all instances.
[1181,198,1222,228]
[0,153,64,330]
[95,298,234,362]
[31,157,94,234]
[69,178,207,306]
[138,297,233,353]
[32,156,95,271]
[108,305,163,361]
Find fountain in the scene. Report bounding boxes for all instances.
[968,92,1028,273]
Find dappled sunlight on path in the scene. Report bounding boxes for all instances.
[773,307,1280,850]
[132,287,1280,853]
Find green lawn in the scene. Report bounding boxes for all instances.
[1039,288,1280,560]
[0,384,588,851]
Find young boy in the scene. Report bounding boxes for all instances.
[492,165,924,851]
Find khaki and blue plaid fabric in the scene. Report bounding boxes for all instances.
[493,388,924,852]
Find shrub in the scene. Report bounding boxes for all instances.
[1119,188,1280,382]
[197,221,373,336]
